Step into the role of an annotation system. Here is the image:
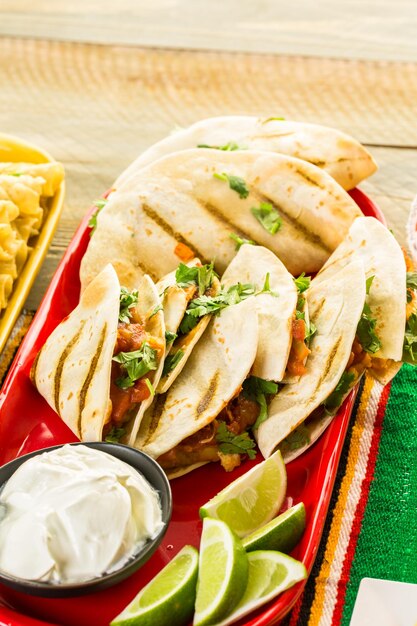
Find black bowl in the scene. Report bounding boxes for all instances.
[0,442,172,597]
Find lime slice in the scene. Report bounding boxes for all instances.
[242,502,306,553]
[194,517,248,626]
[110,545,199,626]
[199,450,287,538]
[216,550,307,626]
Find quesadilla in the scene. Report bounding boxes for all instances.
[155,259,221,393]
[115,116,377,191]
[136,297,259,474]
[255,260,367,460]
[31,264,166,446]
[80,149,362,290]
[314,216,410,384]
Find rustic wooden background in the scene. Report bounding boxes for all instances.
[0,1,416,308]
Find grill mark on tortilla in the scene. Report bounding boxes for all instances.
[197,199,262,245]
[54,321,86,419]
[141,203,206,262]
[77,323,107,437]
[310,297,326,320]
[143,393,167,444]
[196,371,219,416]
[133,259,158,282]
[250,190,332,253]
[314,336,342,395]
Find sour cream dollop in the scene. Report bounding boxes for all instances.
[0,445,163,583]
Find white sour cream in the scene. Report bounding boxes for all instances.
[0,444,163,584]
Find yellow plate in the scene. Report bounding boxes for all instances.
[0,133,65,354]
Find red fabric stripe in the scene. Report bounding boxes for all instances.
[330,382,391,625]
[288,592,303,625]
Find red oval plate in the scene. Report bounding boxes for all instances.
[0,188,385,626]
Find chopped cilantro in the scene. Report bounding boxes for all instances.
[305,320,317,346]
[162,350,184,377]
[197,141,243,151]
[175,262,215,296]
[251,202,282,235]
[406,272,417,291]
[215,422,257,459]
[323,371,355,414]
[105,427,126,443]
[10,172,23,177]
[294,273,311,294]
[357,302,381,354]
[88,198,107,236]
[213,172,249,199]
[366,275,375,294]
[144,378,155,398]
[165,330,178,343]
[403,313,417,364]
[113,343,158,389]
[262,116,285,123]
[280,424,311,453]
[258,272,278,297]
[119,287,139,324]
[149,304,163,319]
[229,232,257,250]
[243,376,279,429]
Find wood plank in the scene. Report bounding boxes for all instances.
[0,39,415,307]
[1,0,417,61]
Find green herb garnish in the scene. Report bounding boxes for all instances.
[366,275,375,294]
[242,376,279,429]
[105,427,126,443]
[251,202,282,235]
[88,198,107,236]
[357,303,381,354]
[280,424,311,453]
[197,141,243,151]
[175,262,215,296]
[213,172,249,199]
[165,330,178,344]
[119,287,139,324]
[113,343,158,389]
[406,272,417,292]
[323,371,355,414]
[215,422,257,459]
[229,233,257,250]
[262,116,285,123]
[144,378,155,398]
[294,273,311,294]
[403,313,417,363]
[162,349,184,377]
[149,304,163,319]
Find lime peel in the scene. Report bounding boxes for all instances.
[110,545,198,626]
[242,502,306,553]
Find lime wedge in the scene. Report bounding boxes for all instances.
[110,545,199,626]
[215,550,307,626]
[193,517,248,626]
[242,502,306,553]
[199,450,287,538]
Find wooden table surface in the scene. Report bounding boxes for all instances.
[1,1,416,309]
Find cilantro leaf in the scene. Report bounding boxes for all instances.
[251,202,282,235]
[197,141,243,151]
[229,232,257,250]
[162,350,184,377]
[403,312,417,363]
[243,376,279,429]
[257,273,278,297]
[175,262,215,296]
[165,330,177,344]
[262,116,285,123]
[113,343,158,389]
[406,272,417,291]
[119,287,139,324]
[294,273,311,294]
[366,275,375,294]
[144,378,155,398]
[213,172,249,199]
[357,303,382,354]
[105,427,126,443]
[305,320,317,346]
[323,371,355,413]
[280,424,311,453]
[88,198,107,236]
[215,422,257,459]
[149,304,163,319]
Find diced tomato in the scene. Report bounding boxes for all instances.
[174,242,195,262]
[287,337,310,376]
[131,378,151,403]
[292,318,306,342]
[114,323,146,354]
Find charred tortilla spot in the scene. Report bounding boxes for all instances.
[196,371,219,416]
[54,321,86,420]
[294,168,324,189]
[310,297,326,319]
[198,199,261,246]
[314,336,342,394]
[142,203,205,262]
[78,323,107,437]
[143,393,168,444]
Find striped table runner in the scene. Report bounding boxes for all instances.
[1,314,417,625]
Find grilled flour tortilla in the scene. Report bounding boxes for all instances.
[155,259,221,393]
[256,261,366,459]
[221,244,298,381]
[116,116,377,191]
[314,216,407,384]
[32,264,165,446]
[136,297,259,471]
[80,149,362,290]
